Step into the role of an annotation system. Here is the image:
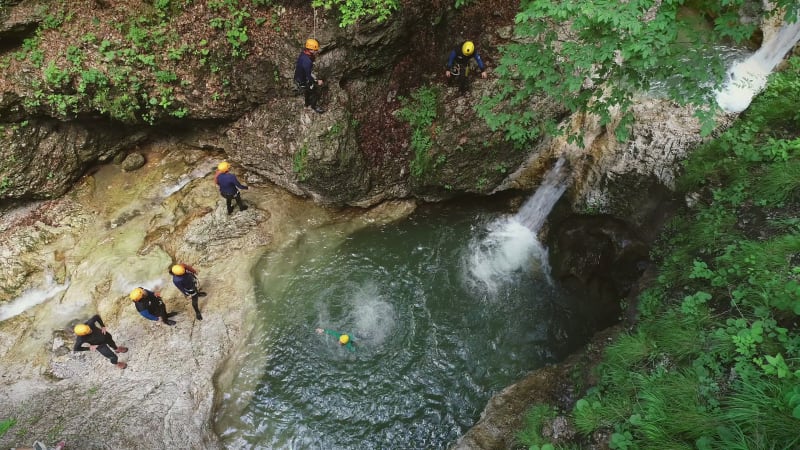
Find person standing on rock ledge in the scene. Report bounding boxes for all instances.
[170,263,206,321]
[445,40,488,93]
[73,315,128,369]
[130,287,177,325]
[215,161,249,215]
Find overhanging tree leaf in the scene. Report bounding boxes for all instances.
[481,0,798,147]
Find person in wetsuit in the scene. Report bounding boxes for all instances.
[73,315,128,369]
[445,40,488,93]
[214,161,249,215]
[170,263,205,321]
[130,287,177,325]
[316,327,356,352]
[294,38,325,113]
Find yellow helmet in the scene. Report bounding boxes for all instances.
[339,334,350,345]
[305,38,320,51]
[74,324,91,336]
[171,264,186,276]
[462,41,475,56]
[130,287,145,301]
[217,161,230,173]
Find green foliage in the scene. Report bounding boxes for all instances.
[293,145,309,181]
[717,379,800,448]
[208,0,253,57]
[65,45,84,66]
[608,425,634,450]
[0,418,15,438]
[0,176,14,194]
[43,62,71,87]
[42,10,67,29]
[526,56,800,449]
[454,0,474,8]
[166,44,190,61]
[154,0,174,19]
[28,49,45,67]
[78,69,108,94]
[311,0,399,27]
[573,392,632,434]
[516,404,557,448]
[14,2,201,123]
[397,86,440,177]
[481,0,798,147]
[154,70,178,83]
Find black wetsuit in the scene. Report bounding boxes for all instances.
[215,172,248,214]
[73,315,121,364]
[294,50,322,110]
[173,269,203,320]
[134,288,170,323]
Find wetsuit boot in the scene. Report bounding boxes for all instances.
[192,297,203,320]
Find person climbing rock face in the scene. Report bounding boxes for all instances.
[130,287,177,325]
[73,315,128,369]
[294,38,325,113]
[170,263,206,321]
[214,161,249,215]
[445,40,488,93]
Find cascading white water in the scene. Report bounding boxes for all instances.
[466,157,570,294]
[514,157,570,232]
[160,164,213,198]
[716,14,800,113]
[0,273,70,322]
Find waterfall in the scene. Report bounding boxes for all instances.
[716,14,800,113]
[513,157,570,232]
[466,156,570,294]
[0,273,69,322]
[160,164,213,198]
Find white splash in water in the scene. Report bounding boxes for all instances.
[347,282,396,346]
[716,16,800,113]
[466,218,546,294]
[466,157,570,294]
[0,273,70,322]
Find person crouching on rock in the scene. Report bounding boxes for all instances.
[73,315,128,369]
[170,263,206,321]
[130,287,177,325]
[214,161,249,215]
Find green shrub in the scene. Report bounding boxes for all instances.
[293,145,309,181]
[43,61,70,88]
[0,418,16,438]
[397,86,439,177]
[311,0,399,27]
[517,404,558,448]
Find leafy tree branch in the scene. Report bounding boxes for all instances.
[480,0,799,146]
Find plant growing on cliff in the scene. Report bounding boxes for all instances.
[397,86,440,177]
[0,418,15,438]
[517,404,558,448]
[480,0,800,147]
[293,144,310,181]
[312,0,398,27]
[209,1,252,58]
